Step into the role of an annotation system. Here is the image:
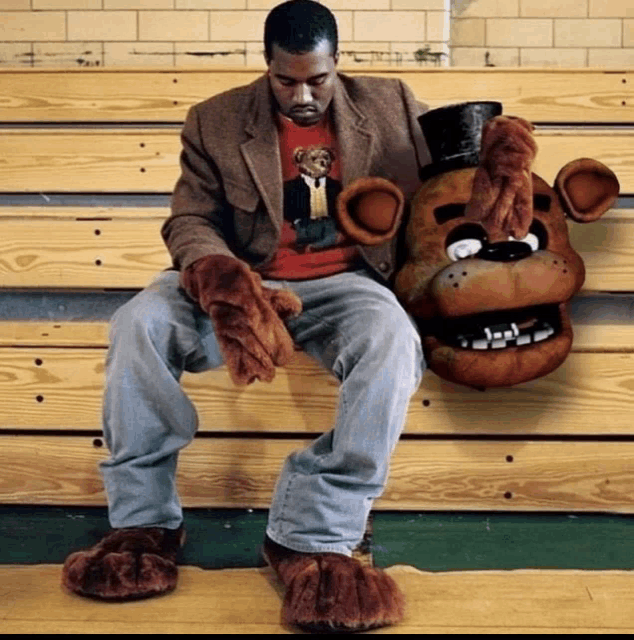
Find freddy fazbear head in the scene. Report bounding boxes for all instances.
[392,102,621,389]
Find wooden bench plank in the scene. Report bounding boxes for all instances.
[0,206,169,220]
[365,70,633,124]
[2,435,634,512]
[0,129,631,194]
[0,129,180,193]
[533,129,634,195]
[569,216,634,292]
[0,347,335,433]
[0,69,630,123]
[4,565,634,634]
[4,320,634,352]
[2,347,634,435]
[573,323,634,351]
[2,206,632,221]
[3,214,634,290]
[0,219,169,288]
[0,322,109,347]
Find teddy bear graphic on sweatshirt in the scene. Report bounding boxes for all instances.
[283,146,342,251]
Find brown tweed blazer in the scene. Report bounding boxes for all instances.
[164,72,431,283]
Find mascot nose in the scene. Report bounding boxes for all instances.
[477,241,533,262]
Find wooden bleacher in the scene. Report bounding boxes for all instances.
[0,67,633,516]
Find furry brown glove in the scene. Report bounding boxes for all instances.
[465,115,538,239]
[182,254,302,385]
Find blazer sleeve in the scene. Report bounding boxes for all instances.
[162,106,240,274]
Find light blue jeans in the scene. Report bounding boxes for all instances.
[100,268,424,556]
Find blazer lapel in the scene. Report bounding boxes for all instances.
[332,77,375,186]
[240,76,284,233]
[238,74,377,232]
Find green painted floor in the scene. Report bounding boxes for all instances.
[2,506,633,571]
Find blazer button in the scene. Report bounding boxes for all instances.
[379,261,390,272]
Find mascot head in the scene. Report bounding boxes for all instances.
[394,102,620,389]
[337,101,620,389]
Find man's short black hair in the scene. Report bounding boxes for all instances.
[264,0,338,62]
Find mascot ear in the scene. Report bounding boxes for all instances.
[336,177,404,246]
[555,158,620,223]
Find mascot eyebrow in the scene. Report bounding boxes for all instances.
[533,193,551,212]
[435,193,552,226]
[434,203,467,224]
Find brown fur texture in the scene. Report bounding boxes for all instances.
[395,141,619,389]
[62,526,185,601]
[263,536,404,633]
[336,177,405,245]
[555,157,620,222]
[182,254,303,385]
[465,115,538,239]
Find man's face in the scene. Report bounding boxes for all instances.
[267,39,339,127]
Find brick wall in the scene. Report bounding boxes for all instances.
[0,0,450,68]
[0,0,630,68]
[452,0,633,67]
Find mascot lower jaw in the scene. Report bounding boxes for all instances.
[421,301,573,389]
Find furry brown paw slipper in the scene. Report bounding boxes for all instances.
[62,526,185,601]
[263,535,404,633]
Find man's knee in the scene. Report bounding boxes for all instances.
[111,289,173,340]
[363,301,421,354]
[111,272,189,335]
[339,299,424,386]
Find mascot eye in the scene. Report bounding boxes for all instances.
[509,232,539,252]
[446,224,488,262]
[448,239,483,261]
[509,220,548,251]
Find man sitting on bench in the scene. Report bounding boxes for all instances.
[63,0,430,632]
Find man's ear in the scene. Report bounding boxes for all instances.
[555,158,620,223]
[333,51,340,65]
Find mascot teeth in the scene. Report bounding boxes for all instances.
[452,312,557,351]
[458,323,555,350]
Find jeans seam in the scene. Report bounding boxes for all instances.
[274,471,299,536]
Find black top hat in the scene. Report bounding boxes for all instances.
[418,101,503,182]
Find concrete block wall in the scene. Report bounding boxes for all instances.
[0,0,630,68]
[452,0,633,67]
[0,0,451,68]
